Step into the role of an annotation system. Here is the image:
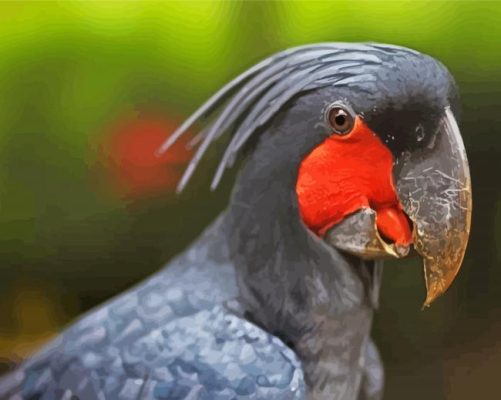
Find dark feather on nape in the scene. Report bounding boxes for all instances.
[208,64,325,189]
[156,49,281,155]
[184,48,341,150]
[210,62,383,189]
[208,66,328,189]
[176,53,338,192]
[232,61,374,148]
[158,44,343,157]
[173,47,338,192]
[184,71,287,152]
[167,43,386,192]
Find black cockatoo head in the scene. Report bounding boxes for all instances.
[159,43,471,307]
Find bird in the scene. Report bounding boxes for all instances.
[0,43,471,400]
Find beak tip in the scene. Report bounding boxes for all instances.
[398,107,472,310]
[422,286,443,309]
[422,293,437,309]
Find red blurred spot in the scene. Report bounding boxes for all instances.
[103,115,192,198]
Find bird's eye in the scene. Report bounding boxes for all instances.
[325,104,355,135]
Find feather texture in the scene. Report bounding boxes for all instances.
[0,216,305,400]
[155,43,428,192]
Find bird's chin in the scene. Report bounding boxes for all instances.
[323,208,411,260]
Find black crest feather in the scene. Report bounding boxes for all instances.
[158,43,423,192]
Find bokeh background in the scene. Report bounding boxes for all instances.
[0,1,500,399]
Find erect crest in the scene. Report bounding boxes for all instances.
[158,43,418,192]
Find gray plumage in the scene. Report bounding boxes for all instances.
[0,216,381,399]
[0,216,306,400]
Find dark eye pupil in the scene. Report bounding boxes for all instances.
[334,114,346,127]
[328,107,353,135]
[327,105,354,134]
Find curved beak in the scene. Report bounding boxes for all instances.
[395,107,472,307]
[325,107,472,307]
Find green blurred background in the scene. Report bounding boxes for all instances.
[0,1,500,399]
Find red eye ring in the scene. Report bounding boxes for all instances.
[325,103,355,135]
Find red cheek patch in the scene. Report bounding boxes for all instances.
[296,117,412,246]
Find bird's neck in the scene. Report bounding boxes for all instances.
[226,180,380,399]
